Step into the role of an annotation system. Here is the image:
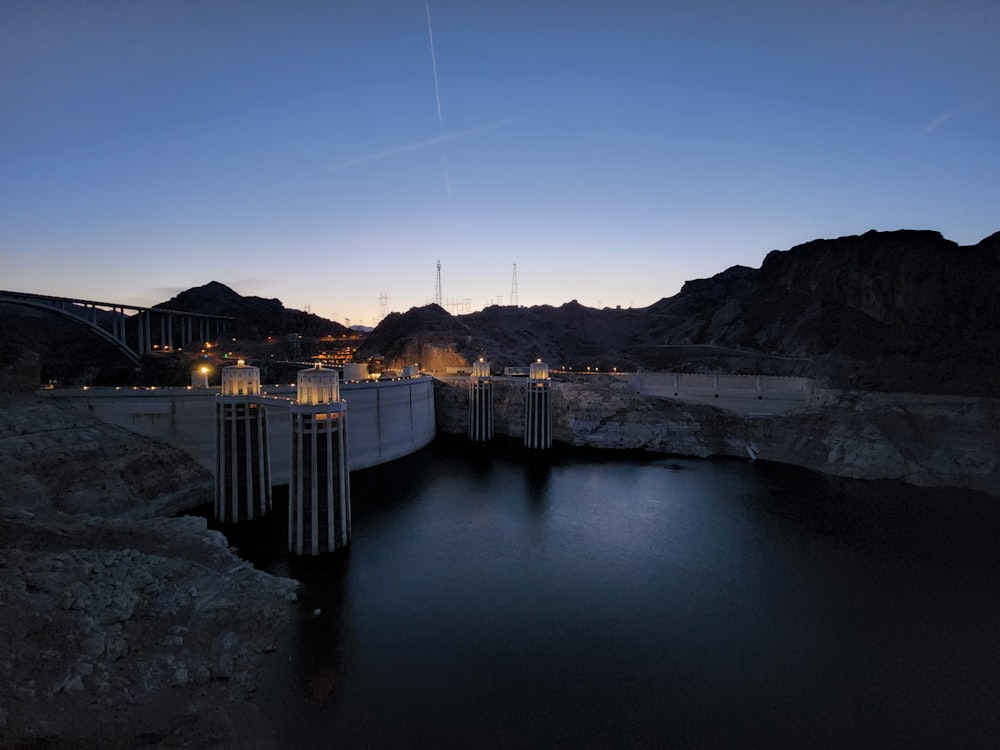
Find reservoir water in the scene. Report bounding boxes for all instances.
[248,436,1000,748]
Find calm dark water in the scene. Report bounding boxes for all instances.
[247,436,1000,749]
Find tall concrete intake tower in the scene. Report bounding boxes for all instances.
[215,359,271,523]
[524,358,552,449]
[289,364,351,555]
[468,357,494,441]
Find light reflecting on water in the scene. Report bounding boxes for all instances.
[253,436,1000,749]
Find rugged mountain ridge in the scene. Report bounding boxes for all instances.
[359,229,1000,396]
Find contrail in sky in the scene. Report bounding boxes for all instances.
[327,120,516,171]
[919,112,954,135]
[425,1,450,195]
[426,1,443,126]
[918,94,995,136]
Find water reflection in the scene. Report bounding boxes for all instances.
[247,438,1000,749]
[523,451,551,512]
[289,554,351,709]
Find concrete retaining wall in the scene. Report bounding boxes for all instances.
[632,372,813,413]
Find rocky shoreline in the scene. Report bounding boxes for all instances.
[0,395,298,749]
[434,377,1000,497]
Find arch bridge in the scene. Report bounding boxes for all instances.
[0,289,232,364]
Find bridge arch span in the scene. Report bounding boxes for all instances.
[0,289,232,366]
[0,295,141,363]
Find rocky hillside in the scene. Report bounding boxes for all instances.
[360,229,1000,396]
[726,230,1000,392]
[155,280,351,340]
[0,396,212,518]
[0,396,298,749]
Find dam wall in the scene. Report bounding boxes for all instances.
[42,375,435,483]
[336,377,437,469]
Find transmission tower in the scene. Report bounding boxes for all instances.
[510,263,519,307]
[378,292,389,322]
[434,260,443,308]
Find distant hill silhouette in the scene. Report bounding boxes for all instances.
[357,229,1000,395]
[155,281,351,340]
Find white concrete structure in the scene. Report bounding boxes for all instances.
[45,374,437,479]
[468,357,493,441]
[343,362,370,381]
[289,365,350,556]
[341,376,436,468]
[524,359,552,449]
[215,360,271,523]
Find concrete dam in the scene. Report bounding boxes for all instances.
[43,375,436,485]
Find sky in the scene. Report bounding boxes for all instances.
[1,0,998,327]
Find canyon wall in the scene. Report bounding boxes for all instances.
[434,377,1000,497]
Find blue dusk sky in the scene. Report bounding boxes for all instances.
[2,0,997,327]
